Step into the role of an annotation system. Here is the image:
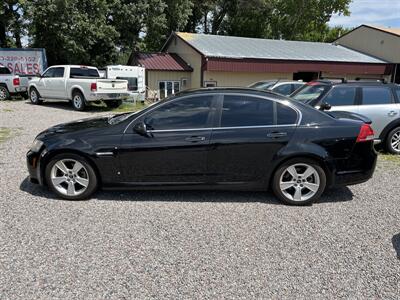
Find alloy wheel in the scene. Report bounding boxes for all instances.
[0,87,8,100]
[50,159,89,196]
[279,163,320,202]
[390,130,400,153]
[30,90,38,102]
[73,95,82,109]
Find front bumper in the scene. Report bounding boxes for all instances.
[86,92,129,102]
[26,149,45,185]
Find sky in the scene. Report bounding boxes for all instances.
[329,0,400,28]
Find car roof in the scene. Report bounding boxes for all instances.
[308,79,397,87]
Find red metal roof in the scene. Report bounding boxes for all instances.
[137,53,193,72]
[205,58,392,75]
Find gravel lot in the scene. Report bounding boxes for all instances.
[0,100,399,299]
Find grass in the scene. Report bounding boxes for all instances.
[379,153,400,165]
[2,109,13,112]
[0,127,12,144]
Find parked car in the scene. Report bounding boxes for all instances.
[28,65,129,111]
[27,88,377,205]
[248,80,305,96]
[291,80,400,154]
[0,65,30,100]
[102,65,146,103]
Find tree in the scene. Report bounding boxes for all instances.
[26,0,119,65]
[164,0,193,34]
[110,0,166,64]
[0,0,25,48]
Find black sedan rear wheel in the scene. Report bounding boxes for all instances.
[45,153,98,200]
[272,158,326,205]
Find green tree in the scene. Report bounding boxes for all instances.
[26,0,119,65]
[0,0,26,48]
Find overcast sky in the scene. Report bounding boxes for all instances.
[329,0,400,28]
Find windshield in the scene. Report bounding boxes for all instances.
[249,81,276,90]
[292,84,330,103]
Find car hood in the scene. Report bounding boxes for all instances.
[36,116,114,139]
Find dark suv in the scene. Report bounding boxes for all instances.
[291,80,400,154]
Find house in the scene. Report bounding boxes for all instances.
[335,24,400,83]
[135,32,392,99]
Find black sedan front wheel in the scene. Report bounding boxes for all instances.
[272,158,326,205]
[45,154,98,200]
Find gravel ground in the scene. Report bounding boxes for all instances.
[0,100,399,299]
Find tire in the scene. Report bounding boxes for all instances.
[0,85,10,101]
[29,87,43,104]
[71,91,86,111]
[385,126,400,154]
[45,153,98,200]
[272,158,326,205]
[105,100,122,109]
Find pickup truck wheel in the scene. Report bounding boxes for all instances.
[0,85,10,101]
[72,91,86,111]
[386,126,400,154]
[29,87,42,104]
[105,100,122,109]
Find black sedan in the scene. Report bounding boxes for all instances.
[27,88,377,205]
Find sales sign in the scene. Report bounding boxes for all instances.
[0,48,47,75]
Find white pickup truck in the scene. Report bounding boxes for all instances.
[28,65,128,111]
[0,66,30,100]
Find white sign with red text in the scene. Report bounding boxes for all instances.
[0,49,47,75]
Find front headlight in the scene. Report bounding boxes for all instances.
[30,139,44,152]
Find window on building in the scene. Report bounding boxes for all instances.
[159,80,180,99]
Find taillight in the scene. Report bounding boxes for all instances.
[90,82,97,92]
[13,77,20,86]
[356,124,375,143]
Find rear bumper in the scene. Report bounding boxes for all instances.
[86,92,129,101]
[332,142,377,186]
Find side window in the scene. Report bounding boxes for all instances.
[324,87,356,106]
[144,96,212,130]
[361,87,393,105]
[52,67,65,78]
[42,68,55,78]
[396,89,400,102]
[292,83,304,93]
[221,95,274,127]
[273,84,293,96]
[277,103,298,125]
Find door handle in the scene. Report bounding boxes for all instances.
[388,111,398,117]
[185,136,206,142]
[267,132,288,138]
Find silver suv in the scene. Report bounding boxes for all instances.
[291,80,400,154]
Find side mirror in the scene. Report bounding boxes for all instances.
[319,102,331,111]
[133,121,151,137]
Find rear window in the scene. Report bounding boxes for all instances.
[117,77,137,91]
[249,81,275,90]
[70,68,100,78]
[0,67,11,74]
[324,87,356,106]
[277,102,298,125]
[273,84,292,96]
[361,87,393,105]
[292,84,330,103]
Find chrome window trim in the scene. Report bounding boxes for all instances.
[124,92,302,133]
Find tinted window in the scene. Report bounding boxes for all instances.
[396,89,400,101]
[118,77,137,91]
[221,95,274,127]
[144,96,212,130]
[277,103,298,125]
[273,84,292,95]
[0,67,11,74]
[292,84,330,103]
[292,83,304,92]
[70,68,100,78]
[361,87,393,105]
[249,81,275,90]
[324,87,356,106]
[42,68,55,78]
[52,67,65,78]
